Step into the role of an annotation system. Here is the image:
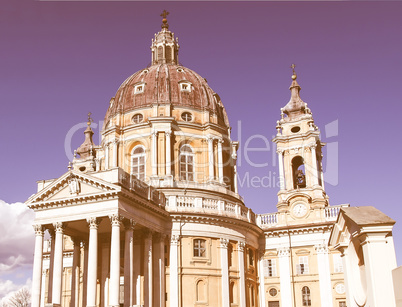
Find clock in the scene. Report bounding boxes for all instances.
[292,203,307,217]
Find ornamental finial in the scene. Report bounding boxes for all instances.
[87,112,93,127]
[161,10,169,29]
[291,63,297,80]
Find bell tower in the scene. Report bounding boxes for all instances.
[273,65,328,214]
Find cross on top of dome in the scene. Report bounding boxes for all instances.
[161,10,169,29]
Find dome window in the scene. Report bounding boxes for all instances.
[177,67,184,72]
[134,83,145,94]
[181,112,192,122]
[179,81,192,92]
[132,113,144,124]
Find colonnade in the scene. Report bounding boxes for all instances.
[31,216,166,307]
[103,132,228,184]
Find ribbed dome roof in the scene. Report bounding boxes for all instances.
[104,63,229,127]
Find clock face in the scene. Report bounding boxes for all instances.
[292,203,307,217]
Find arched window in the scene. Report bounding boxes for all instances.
[131,146,146,181]
[292,156,306,188]
[196,279,206,302]
[302,286,311,306]
[193,239,206,257]
[179,145,194,181]
[249,249,254,266]
[250,285,255,307]
[229,281,236,304]
[165,46,172,62]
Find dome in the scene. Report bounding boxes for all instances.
[104,15,229,128]
[104,63,229,127]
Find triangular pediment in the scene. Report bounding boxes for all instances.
[26,170,121,206]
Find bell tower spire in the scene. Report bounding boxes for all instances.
[151,10,180,65]
[273,66,328,215]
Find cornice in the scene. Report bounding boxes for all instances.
[264,223,333,237]
[170,213,263,236]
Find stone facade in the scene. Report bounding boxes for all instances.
[27,13,397,307]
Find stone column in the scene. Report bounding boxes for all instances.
[81,241,88,307]
[278,247,292,307]
[113,139,119,168]
[31,225,44,307]
[47,230,55,304]
[70,238,80,307]
[40,269,46,307]
[87,218,100,307]
[159,235,166,307]
[315,244,333,307]
[233,163,238,194]
[220,238,230,307]
[277,149,285,190]
[105,143,109,170]
[144,231,153,307]
[207,137,214,181]
[52,222,64,306]
[165,131,172,176]
[109,214,122,307]
[338,247,356,307]
[217,138,224,184]
[310,145,319,186]
[152,131,158,176]
[238,242,246,307]
[258,250,266,307]
[169,235,179,307]
[361,233,397,307]
[133,236,142,306]
[124,220,135,307]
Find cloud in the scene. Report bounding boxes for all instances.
[0,200,35,282]
[0,278,31,302]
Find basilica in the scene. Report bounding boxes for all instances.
[26,13,398,307]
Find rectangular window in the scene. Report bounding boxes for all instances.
[268,302,280,307]
[297,256,309,275]
[194,239,206,257]
[339,302,346,307]
[264,259,277,277]
[333,253,344,273]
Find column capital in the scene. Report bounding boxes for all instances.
[87,217,100,229]
[238,241,246,252]
[109,214,123,227]
[153,232,167,242]
[53,222,64,233]
[33,224,44,236]
[112,138,120,145]
[217,138,224,144]
[315,244,328,254]
[123,218,136,230]
[206,136,214,143]
[165,130,172,137]
[220,238,229,249]
[143,229,154,240]
[151,130,158,137]
[170,235,180,245]
[277,247,290,257]
[276,148,284,154]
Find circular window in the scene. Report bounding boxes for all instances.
[177,67,184,72]
[181,112,192,122]
[335,283,345,294]
[269,288,278,297]
[291,126,301,133]
[132,114,144,124]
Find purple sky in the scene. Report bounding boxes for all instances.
[1,0,402,280]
